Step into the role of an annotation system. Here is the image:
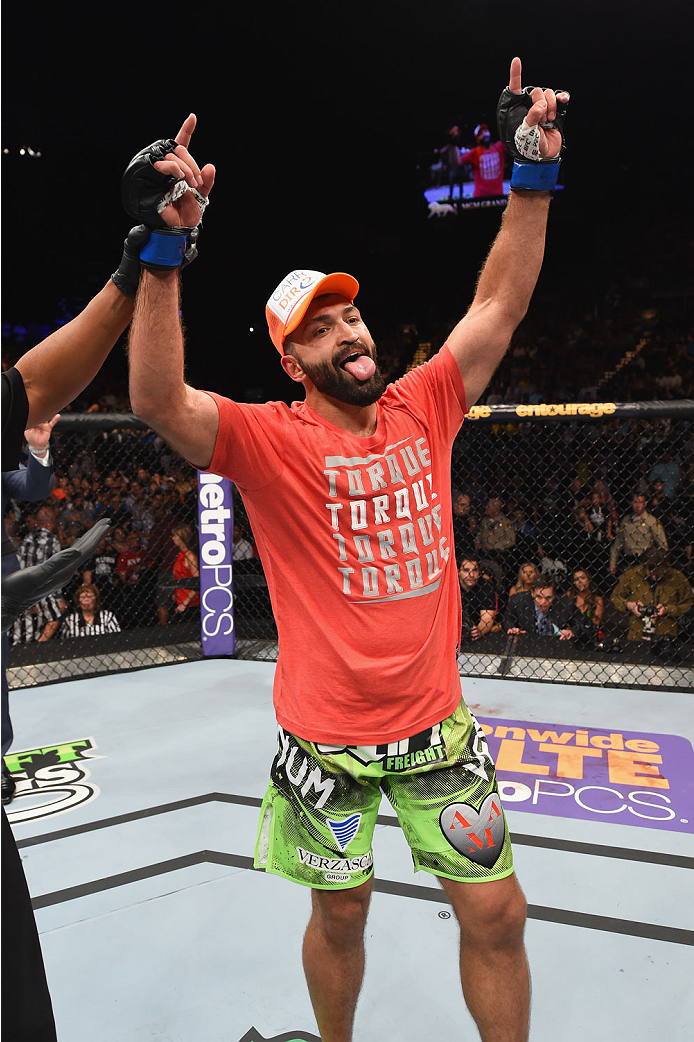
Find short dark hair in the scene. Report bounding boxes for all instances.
[532,579,555,594]
[459,557,480,569]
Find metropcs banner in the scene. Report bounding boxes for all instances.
[197,472,235,656]
[479,716,694,834]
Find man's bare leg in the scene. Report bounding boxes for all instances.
[302,878,373,1042]
[439,872,530,1042]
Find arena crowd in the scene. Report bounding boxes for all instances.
[2,296,693,658]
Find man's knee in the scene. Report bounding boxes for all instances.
[310,879,373,939]
[484,884,527,949]
[442,874,527,950]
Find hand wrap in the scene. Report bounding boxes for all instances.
[497,86,568,190]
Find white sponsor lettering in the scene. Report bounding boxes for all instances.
[277,730,335,809]
[198,474,234,639]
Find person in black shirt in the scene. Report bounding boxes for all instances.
[452,492,478,564]
[458,556,498,641]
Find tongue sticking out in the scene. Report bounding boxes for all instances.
[343,354,376,381]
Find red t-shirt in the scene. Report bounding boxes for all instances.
[459,141,506,197]
[116,548,144,584]
[173,550,200,606]
[204,345,467,745]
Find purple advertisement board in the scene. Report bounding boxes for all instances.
[478,715,694,835]
[197,472,235,656]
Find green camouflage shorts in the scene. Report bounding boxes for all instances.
[254,698,514,890]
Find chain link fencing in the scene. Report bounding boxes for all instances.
[4,401,693,691]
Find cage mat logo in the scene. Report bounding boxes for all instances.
[237,1030,320,1042]
[3,738,102,824]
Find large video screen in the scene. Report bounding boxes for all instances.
[418,122,563,216]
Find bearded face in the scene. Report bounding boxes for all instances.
[289,341,386,406]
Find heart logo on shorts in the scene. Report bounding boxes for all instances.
[439,791,505,868]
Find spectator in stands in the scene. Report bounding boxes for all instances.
[563,476,588,516]
[647,479,668,519]
[504,578,582,641]
[587,491,614,543]
[451,492,478,563]
[131,497,156,536]
[9,506,66,644]
[610,492,668,575]
[171,524,200,618]
[57,491,95,537]
[50,475,70,505]
[116,531,145,587]
[567,568,604,635]
[592,479,618,531]
[509,562,540,598]
[232,524,255,561]
[82,534,118,593]
[123,479,144,515]
[475,496,516,581]
[145,492,181,626]
[102,490,131,527]
[649,452,681,500]
[109,525,130,559]
[59,583,121,638]
[570,500,611,584]
[610,549,692,642]
[511,508,541,561]
[458,557,498,641]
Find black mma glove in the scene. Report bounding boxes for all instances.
[120,137,209,271]
[121,138,183,228]
[497,86,569,191]
[1,519,111,633]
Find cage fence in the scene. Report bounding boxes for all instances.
[4,401,693,692]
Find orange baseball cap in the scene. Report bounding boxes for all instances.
[265,269,359,353]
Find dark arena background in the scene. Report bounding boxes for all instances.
[2,3,693,1040]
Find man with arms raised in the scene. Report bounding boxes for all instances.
[127,59,568,1042]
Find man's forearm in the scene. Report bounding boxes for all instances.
[447,190,552,407]
[128,270,186,422]
[15,281,134,426]
[474,190,551,320]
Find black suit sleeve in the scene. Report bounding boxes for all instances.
[503,596,521,631]
[1,369,29,472]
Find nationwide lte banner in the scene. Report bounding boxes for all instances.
[197,472,235,656]
[480,716,694,834]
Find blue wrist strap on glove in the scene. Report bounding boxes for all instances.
[140,229,190,268]
[510,160,561,191]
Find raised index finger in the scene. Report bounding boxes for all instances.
[509,56,522,94]
[175,113,197,149]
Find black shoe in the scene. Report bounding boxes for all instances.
[1,770,16,805]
